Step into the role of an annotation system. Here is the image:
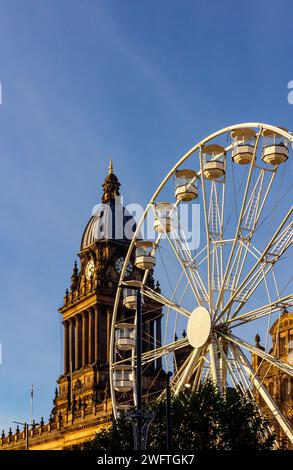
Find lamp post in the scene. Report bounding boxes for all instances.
[13,421,39,450]
[136,287,143,450]
[120,281,154,451]
[166,371,173,451]
[136,288,143,414]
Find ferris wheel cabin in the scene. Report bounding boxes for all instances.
[231,128,257,165]
[113,365,134,393]
[261,128,289,165]
[153,202,174,233]
[202,144,226,179]
[174,169,198,202]
[123,288,144,310]
[115,322,136,351]
[135,241,156,270]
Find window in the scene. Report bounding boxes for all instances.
[288,333,293,352]
[279,337,286,356]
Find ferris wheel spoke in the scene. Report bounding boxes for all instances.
[208,336,224,392]
[199,148,226,312]
[215,338,231,392]
[151,203,208,306]
[232,343,293,444]
[226,361,245,394]
[230,354,251,395]
[216,208,293,322]
[171,227,209,305]
[199,147,212,309]
[169,350,195,391]
[173,347,204,396]
[230,343,255,394]
[112,337,189,368]
[191,356,205,391]
[165,223,209,306]
[141,337,189,365]
[219,331,293,377]
[214,130,262,314]
[224,293,293,329]
[215,142,279,317]
[142,285,191,318]
[208,180,226,310]
[215,165,277,318]
[217,340,248,395]
[156,348,196,400]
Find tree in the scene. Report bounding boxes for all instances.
[74,382,275,451]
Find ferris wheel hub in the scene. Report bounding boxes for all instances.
[187,306,212,348]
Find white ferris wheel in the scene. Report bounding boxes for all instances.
[109,123,293,444]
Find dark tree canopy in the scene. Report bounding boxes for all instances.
[75,382,275,451]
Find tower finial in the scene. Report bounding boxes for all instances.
[102,158,120,203]
[108,158,113,175]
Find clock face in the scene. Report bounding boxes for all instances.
[85,259,95,280]
[114,256,134,277]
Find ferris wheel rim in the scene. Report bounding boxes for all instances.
[109,122,293,442]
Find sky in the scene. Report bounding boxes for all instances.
[0,0,293,431]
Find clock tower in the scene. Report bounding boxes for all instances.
[54,162,135,415]
[0,161,162,450]
[53,161,160,429]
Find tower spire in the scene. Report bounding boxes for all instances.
[108,158,113,175]
[102,159,120,203]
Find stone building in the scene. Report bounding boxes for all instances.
[0,162,161,450]
[252,308,293,448]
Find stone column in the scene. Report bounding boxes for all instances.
[107,308,111,364]
[94,305,99,364]
[75,315,82,370]
[88,309,94,364]
[156,317,162,369]
[69,318,75,372]
[63,320,69,374]
[82,311,88,366]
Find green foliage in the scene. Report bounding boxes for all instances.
[75,382,275,451]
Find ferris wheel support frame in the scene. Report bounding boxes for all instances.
[109,123,293,446]
[234,344,293,444]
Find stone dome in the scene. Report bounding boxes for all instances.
[80,162,137,250]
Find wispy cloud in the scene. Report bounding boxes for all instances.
[89,3,193,122]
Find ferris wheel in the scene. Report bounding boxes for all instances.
[109,123,293,444]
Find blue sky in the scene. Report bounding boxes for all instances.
[0,0,293,431]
